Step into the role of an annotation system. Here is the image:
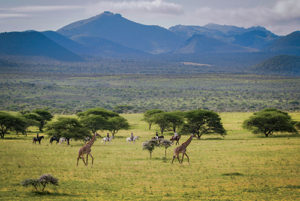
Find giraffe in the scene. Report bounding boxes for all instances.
[77,133,100,166]
[171,134,195,164]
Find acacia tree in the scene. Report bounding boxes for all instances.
[106,116,130,138]
[46,117,90,145]
[296,122,300,130]
[33,109,53,131]
[243,108,297,137]
[12,115,38,135]
[164,111,184,132]
[24,109,53,132]
[0,112,16,139]
[152,112,171,134]
[78,108,129,138]
[143,109,164,130]
[0,112,39,138]
[183,109,226,139]
[79,114,108,135]
[77,108,118,119]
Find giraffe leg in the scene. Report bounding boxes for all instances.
[81,156,86,166]
[184,153,190,163]
[86,154,88,166]
[77,155,85,166]
[77,156,80,166]
[181,153,185,163]
[177,155,180,163]
[171,155,176,164]
[89,153,94,166]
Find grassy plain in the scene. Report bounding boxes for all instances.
[0,113,299,200]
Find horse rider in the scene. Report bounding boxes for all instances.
[130,132,134,141]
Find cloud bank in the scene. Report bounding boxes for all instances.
[0,0,298,35]
[192,0,300,34]
[86,0,183,15]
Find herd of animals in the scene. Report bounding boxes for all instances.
[32,132,194,166]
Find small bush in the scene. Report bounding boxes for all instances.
[159,139,173,157]
[21,174,58,192]
[142,139,159,159]
[21,179,40,191]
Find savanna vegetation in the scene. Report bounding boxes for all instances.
[1,73,300,114]
[0,112,299,200]
[0,69,299,200]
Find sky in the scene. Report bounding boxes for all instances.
[0,0,299,35]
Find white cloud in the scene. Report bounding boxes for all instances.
[8,5,82,12]
[273,0,300,20]
[0,13,28,19]
[86,0,183,15]
[191,0,300,34]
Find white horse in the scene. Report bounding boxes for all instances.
[84,136,91,143]
[102,137,113,144]
[59,137,66,144]
[126,136,139,142]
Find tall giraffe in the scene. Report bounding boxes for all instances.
[171,134,195,164]
[77,133,100,166]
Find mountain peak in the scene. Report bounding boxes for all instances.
[57,11,183,54]
[94,11,122,19]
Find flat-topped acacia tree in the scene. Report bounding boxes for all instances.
[78,108,129,138]
[46,117,90,145]
[183,109,226,139]
[243,108,298,137]
[143,109,164,130]
[23,109,53,132]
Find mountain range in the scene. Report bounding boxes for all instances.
[0,11,299,74]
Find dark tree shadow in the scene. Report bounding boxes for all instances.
[222,172,244,176]
[256,133,299,138]
[30,191,79,197]
[202,137,224,140]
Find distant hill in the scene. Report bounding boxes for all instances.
[169,25,227,40]
[170,24,278,50]
[175,34,250,54]
[0,11,299,71]
[233,29,278,50]
[57,11,183,54]
[251,55,300,75]
[42,31,85,54]
[203,23,246,35]
[267,31,300,55]
[0,31,82,61]
[43,31,146,57]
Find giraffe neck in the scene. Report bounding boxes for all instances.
[182,135,193,148]
[87,134,96,146]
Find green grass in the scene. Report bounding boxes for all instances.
[0,113,299,200]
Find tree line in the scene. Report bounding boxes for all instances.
[0,108,129,142]
[143,109,226,139]
[143,108,299,138]
[0,107,299,140]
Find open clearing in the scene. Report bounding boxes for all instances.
[0,113,299,200]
